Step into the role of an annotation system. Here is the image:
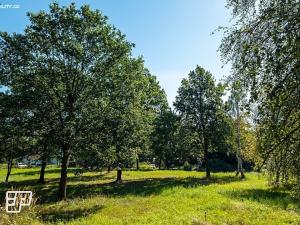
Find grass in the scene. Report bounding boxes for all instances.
[0,166,299,225]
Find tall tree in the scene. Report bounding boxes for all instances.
[102,59,167,181]
[228,82,247,178]
[174,66,227,178]
[220,0,300,192]
[0,3,134,200]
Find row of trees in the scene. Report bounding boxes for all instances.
[152,67,257,178]
[0,3,169,200]
[2,0,296,201]
[0,3,255,201]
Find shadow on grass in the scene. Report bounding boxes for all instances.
[0,174,250,223]
[224,188,300,211]
[12,168,73,176]
[0,173,112,203]
[0,181,60,207]
[66,175,241,200]
[0,174,240,204]
[39,204,104,222]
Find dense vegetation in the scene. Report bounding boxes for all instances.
[220,0,300,196]
[0,0,299,219]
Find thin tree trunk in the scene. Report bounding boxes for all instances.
[107,165,111,173]
[274,154,282,187]
[5,157,12,183]
[136,158,139,170]
[5,141,13,183]
[236,156,245,178]
[116,166,122,182]
[58,94,75,200]
[115,144,122,182]
[39,156,47,184]
[204,140,210,178]
[235,101,245,179]
[275,169,280,186]
[158,157,162,170]
[58,144,70,201]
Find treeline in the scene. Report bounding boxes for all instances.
[0,3,255,201]
[1,0,299,201]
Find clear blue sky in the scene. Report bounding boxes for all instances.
[0,0,231,106]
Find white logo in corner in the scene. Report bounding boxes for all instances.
[6,191,32,213]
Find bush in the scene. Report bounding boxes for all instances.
[292,183,300,200]
[183,161,192,171]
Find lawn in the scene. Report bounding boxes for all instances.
[0,166,299,225]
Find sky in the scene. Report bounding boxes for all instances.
[0,0,232,106]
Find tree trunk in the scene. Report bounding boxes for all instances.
[236,102,245,179]
[39,156,47,184]
[5,157,12,183]
[203,140,210,178]
[236,156,245,178]
[275,162,281,187]
[107,165,111,173]
[115,144,122,182]
[136,158,139,170]
[58,144,70,201]
[116,166,122,182]
[158,158,162,170]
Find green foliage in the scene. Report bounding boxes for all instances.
[220,0,300,192]
[0,2,167,199]
[151,109,178,168]
[174,66,232,177]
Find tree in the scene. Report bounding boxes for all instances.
[220,0,300,192]
[33,127,58,184]
[0,3,134,200]
[0,94,30,182]
[101,59,167,181]
[228,82,247,178]
[1,3,167,197]
[151,108,178,169]
[174,66,227,178]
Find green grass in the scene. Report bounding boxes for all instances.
[0,166,299,225]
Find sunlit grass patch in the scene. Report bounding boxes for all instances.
[0,168,299,225]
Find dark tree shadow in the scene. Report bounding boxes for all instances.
[0,173,243,222]
[12,168,74,176]
[68,173,111,182]
[224,188,300,211]
[0,178,48,203]
[1,173,241,204]
[65,175,241,200]
[0,173,113,203]
[39,204,104,222]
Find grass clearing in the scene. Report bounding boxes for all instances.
[0,166,299,225]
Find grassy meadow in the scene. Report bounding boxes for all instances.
[0,165,299,225]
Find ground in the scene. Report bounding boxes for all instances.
[0,165,299,225]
